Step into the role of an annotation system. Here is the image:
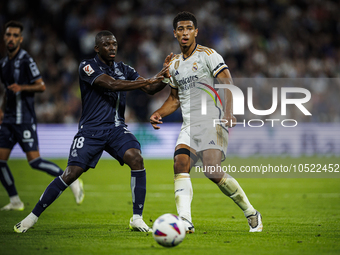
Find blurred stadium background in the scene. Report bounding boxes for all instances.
[0,0,340,158]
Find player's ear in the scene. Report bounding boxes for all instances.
[20,36,23,44]
[195,28,198,37]
[94,45,99,53]
[173,29,177,38]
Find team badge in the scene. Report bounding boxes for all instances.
[83,64,95,76]
[174,61,180,70]
[192,62,198,72]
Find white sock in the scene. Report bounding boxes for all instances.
[69,179,78,195]
[10,195,21,204]
[132,214,143,221]
[174,173,193,222]
[22,212,38,228]
[217,174,256,217]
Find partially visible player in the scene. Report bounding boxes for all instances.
[0,20,84,211]
[14,30,173,233]
[150,12,263,233]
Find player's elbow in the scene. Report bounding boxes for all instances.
[39,83,46,92]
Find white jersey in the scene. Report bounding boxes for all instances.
[169,44,228,129]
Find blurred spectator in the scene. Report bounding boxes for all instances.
[0,0,339,123]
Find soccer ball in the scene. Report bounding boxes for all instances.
[152,213,186,247]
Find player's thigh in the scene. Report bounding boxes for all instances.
[0,123,17,153]
[196,124,228,162]
[105,126,141,167]
[15,123,40,152]
[67,130,106,171]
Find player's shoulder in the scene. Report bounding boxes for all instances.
[79,57,96,68]
[196,44,217,56]
[169,54,181,67]
[116,61,137,73]
[18,49,35,63]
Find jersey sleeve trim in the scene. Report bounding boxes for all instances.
[91,73,105,85]
[169,83,178,89]
[29,75,42,84]
[213,65,228,77]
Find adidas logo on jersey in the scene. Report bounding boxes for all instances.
[209,140,215,145]
[174,70,179,76]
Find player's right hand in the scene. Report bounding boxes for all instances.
[150,112,163,129]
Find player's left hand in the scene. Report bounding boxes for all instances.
[150,112,163,129]
[223,112,237,128]
[163,53,175,78]
[8,83,22,93]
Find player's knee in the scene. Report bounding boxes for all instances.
[61,166,83,185]
[174,156,190,174]
[124,149,144,170]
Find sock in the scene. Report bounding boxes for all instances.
[32,176,68,217]
[217,174,256,217]
[174,173,193,222]
[69,179,80,196]
[0,160,19,197]
[20,212,39,229]
[29,157,63,177]
[131,169,146,216]
[132,214,143,221]
[10,195,22,204]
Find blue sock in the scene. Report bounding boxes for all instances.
[29,157,63,177]
[131,169,146,215]
[32,176,68,217]
[0,160,18,197]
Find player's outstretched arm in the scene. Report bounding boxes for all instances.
[7,78,46,93]
[93,72,166,92]
[150,88,180,129]
[217,69,236,128]
[140,53,174,95]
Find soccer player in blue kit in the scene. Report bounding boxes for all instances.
[14,30,173,233]
[0,21,84,211]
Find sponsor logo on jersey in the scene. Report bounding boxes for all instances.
[177,75,198,86]
[192,62,198,72]
[174,70,179,76]
[83,64,95,76]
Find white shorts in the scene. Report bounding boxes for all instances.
[175,124,229,164]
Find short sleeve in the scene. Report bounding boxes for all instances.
[124,64,140,81]
[24,57,42,83]
[79,60,104,85]
[205,50,228,77]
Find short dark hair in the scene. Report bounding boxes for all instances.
[5,20,24,32]
[95,30,114,45]
[173,11,197,30]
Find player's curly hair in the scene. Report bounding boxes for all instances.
[5,20,24,32]
[95,30,114,46]
[173,11,197,30]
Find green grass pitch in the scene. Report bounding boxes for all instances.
[0,157,339,255]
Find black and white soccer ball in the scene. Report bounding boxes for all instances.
[152,213,186,247]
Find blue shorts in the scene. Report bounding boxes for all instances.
[67,125,141,171]
[0,123,39,152]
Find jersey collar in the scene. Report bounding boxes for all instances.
[95,54,115,70]
[182,43,198,61]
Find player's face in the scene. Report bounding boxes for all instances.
[95,35,118,65]
[4,27,23,53]
[174,21,198,48]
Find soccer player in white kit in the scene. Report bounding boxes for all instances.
[150,11,262,233]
